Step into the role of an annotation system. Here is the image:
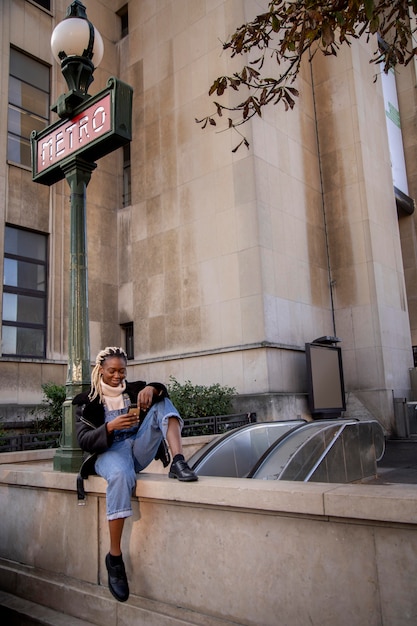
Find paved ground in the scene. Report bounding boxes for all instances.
[372,438,417,485]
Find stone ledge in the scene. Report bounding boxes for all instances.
[1,458,417,526]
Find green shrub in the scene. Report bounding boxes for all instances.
[167,376,236,421]
[31,382,66,433]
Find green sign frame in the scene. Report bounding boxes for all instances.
[31,76,132,186]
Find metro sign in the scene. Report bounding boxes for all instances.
[31,77,132,186]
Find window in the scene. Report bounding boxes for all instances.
[8,48,50,167]
[2,226,48,358]
[117,5,129,38]
[121,322,134,360]
[31,0,51,9]
[122,144,131,207]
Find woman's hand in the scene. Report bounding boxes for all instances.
[137,385,157,412]
[106,407,139,433]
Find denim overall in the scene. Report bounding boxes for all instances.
[94,396,182,520]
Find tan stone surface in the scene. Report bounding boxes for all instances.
[1,0,417,432]
[1,457,417,625]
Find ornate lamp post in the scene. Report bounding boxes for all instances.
[31,1,132,472]
[50,0,104,472]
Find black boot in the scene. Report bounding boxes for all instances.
[169,455,198,482]
[105,553,129,602]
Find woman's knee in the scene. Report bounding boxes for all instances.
[108,467,136,491]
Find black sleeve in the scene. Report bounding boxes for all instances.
[148,382,168,400]
[128,380,168,402]
[75,403,113,454]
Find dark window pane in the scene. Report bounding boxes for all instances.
[121,322,134,359]
[2,226,47,358]
[5,226,47,261]
[7,134,31,167]
[8,105,46,139]
[3,293,45,324]
[3,258,45,291]
[122,143,131,206]
[117,5,129,38]
[32,1,51,10]
[10,48,50,92]
[9,77,50,119]
[8,48,50,165]
[2,325,45,358]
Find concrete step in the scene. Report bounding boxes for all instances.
[0,559,237,626]
[0,590,97,626]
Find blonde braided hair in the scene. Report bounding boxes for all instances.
[89,346,128,403]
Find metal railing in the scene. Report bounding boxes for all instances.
[0,413,257,451]
[182,412,256,437]
[0,431,61,453]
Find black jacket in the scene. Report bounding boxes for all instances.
[74,380,170,501]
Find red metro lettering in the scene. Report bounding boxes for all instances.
[37,94,111,172]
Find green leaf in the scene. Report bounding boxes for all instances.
[271,13,280,32]
[369,15,380,35]
[364,0,374,21]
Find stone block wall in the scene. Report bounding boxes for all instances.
[0,450,416,625]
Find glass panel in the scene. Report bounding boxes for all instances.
[252,421,343,480]
[3,293,17,322]
[3,258,17,286]
[4,227,46,261]
[8,106,46,139]
[8,132,31,167]
[10,49,50,92]
[3,258,45,291]
[122,144,131,206]
[16,327,45,357]
[33,1,51,10]
[188,421,306,477]
[9,77,49,119]
[2,325,44,357]
[2,293,45,324]
[2,325,17,354]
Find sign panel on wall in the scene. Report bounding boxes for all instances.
[31,77,132,186]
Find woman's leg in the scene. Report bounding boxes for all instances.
[109,517,125,556]
[132,398,183,470]
[95,440,137,520]
[95,442,134,602]
[166,415,183,457]
[132,398,197,481]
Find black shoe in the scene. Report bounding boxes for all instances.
[169,458,198,482]
[105,553,129,602]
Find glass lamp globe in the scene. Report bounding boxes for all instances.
[51,17,104,67]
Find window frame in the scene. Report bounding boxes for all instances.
[2,225,48,359]
[8,47,50,168]
[28,0,52,12]
[122,143,132,207]
[121,322,134,360]
[117,4,129,39]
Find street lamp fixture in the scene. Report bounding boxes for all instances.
[31,0,132,473]
[51,0,104,118]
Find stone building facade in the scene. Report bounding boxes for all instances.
[1,0,417,433]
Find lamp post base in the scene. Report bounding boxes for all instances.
[53,446,84,473]
[53,398,86,473]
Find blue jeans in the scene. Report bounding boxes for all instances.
[94,398,183,520]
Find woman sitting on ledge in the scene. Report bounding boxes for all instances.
[74,346,197,603]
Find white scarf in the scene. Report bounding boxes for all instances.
[101,379,126,411]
